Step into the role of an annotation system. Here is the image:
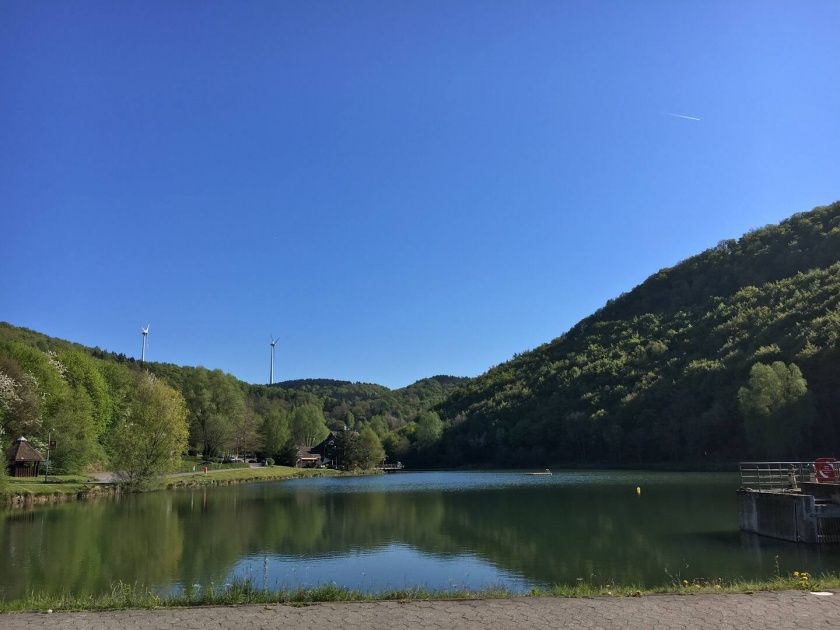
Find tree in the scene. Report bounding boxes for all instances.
[260,407,296,464]
[369,415,389,438]
[414,411,443,448]
[51,384,101,471]
[231,408,261,457]
[333,428,383,470]
[382,432,410,461]
[0,354,42,440]
[59,351,112,439]
[183,369,246,458]
[738,361,814,458]
[99,362,136,445]
[290,404,329,447]
[109,373,189,489]
[0,430,7,495]
[359,427,385,468]
[11,345,101,472]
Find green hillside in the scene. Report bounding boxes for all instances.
[0,323,465,474]
[273,376,469,424]
[433,202,840,466]
[3,201,839,473]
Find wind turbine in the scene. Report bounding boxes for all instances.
[269,336,279,385]
[140,324,150,363]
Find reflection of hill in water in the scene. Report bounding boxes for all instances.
[4,475,840,597]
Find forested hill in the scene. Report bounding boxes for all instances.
[0,321,467,473]
[273,376,470,422]
[434,202,840,467]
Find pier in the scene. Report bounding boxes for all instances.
[737,460,840,543]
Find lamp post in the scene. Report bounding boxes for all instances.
[44,431,51,482]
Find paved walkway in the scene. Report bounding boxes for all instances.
[2,591,838,629]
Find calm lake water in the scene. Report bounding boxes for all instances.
[3,470,840,599]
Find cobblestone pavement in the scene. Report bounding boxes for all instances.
[2,591,839,629]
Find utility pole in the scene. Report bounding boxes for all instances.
[44,431,51,482]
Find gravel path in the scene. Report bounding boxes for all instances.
[2,591,839,629]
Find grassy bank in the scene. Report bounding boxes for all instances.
[2,475,95,497]
[156,465,348,489]
[2,465,368,507]
[1,574,838,613]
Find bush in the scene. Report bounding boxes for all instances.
[264,457,274,467]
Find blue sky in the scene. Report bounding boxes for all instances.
[2,1,839,388]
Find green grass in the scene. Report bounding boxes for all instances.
[2,465,368,503]
[157,465,346,489]
[3,474,93,496]
[1,574,838,613]
[172,457,249,474]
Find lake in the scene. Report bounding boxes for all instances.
[3,470,840,599]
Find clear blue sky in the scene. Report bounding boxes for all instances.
[2,1,839,388]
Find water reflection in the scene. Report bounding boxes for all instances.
[3,471,840,599]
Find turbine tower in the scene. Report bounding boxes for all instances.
[269,336,279,385]
[141,324,150,363]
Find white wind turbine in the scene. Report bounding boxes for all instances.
[141,324,150,363]
[269,336,279,385]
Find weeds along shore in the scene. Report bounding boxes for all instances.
[2,574,839,613]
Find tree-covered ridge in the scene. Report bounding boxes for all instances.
[273,375,470,425]
[435,202,840,466]
[0,322,464,474]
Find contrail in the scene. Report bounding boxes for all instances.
[666,112,702,121]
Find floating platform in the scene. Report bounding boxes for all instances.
[737,461,840,543]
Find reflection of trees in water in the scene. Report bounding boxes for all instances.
[0,497,183,598]
[3,480,833,596]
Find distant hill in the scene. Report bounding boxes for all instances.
[3,201,839,471]
[435,201,840,466]
[272,375,470,427]
[0,322,469,466]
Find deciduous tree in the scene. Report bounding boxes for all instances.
[738,361,814,458]
[291,404,329,447]
[109,373,188,489]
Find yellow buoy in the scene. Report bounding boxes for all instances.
[636,486,641,495]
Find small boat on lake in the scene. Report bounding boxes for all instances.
[527,469,552,476]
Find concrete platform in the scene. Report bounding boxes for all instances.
[738,488,840,543]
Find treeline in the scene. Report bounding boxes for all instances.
[4,202,838,473]
[429,201,840,467]
[271,376,468,429]
[0,340,187,483]
[0,322,464,477]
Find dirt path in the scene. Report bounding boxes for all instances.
[2,590,838,629]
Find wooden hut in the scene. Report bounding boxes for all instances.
[5,437,44,478]
[295,447,321,468]
[310,432,337,466]
[295,433,338,468]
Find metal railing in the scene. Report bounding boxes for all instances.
[738,461,834,490]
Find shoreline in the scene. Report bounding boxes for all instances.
[1,466,370,509]
[2,465,735,509]
[0,576,838,614]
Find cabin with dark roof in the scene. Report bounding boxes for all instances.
[5,437,44,478]
[295,432,337,468]
[310,433,337,462]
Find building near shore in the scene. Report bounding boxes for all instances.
[5,437,44,478]
[296,433,338,468]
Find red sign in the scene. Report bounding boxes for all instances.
[815,458,837,483]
